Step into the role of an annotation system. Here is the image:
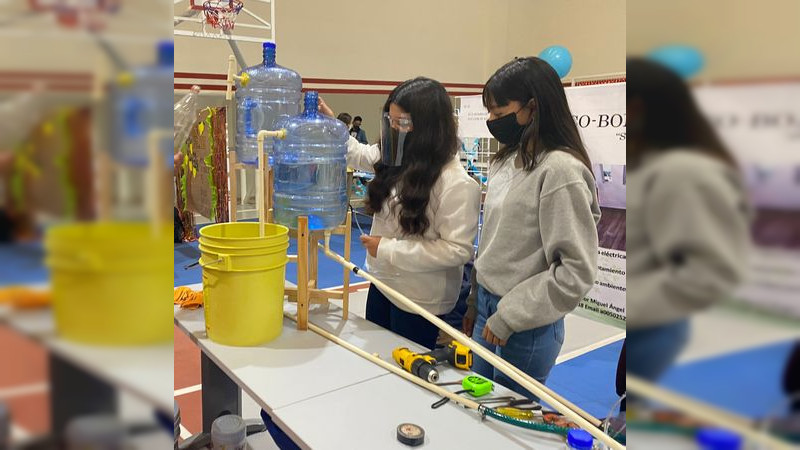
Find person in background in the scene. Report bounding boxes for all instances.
[320,78,481,349]
[462,57,600,399]
[337,112,352,128]
[350,115,368,144]
[623,58,750,391]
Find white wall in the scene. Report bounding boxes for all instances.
[176,0,626,82]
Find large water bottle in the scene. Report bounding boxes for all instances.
[235,42,302,165]
[109,40,173,167]
[272,91,349,230]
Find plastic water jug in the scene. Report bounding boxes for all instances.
[272,91,349,230]
[109,40,173,167]
[235,42,302,165]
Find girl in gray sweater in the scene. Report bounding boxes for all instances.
[463,57,600,398]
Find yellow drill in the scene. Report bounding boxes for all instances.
[392,341,473,383]
[427,340,473,370]
[392,347,439,383]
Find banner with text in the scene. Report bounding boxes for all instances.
[694,83,800,317]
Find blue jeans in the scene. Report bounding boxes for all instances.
[626,319,690,382]
[471,285,564,401]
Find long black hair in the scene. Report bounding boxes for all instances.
[366,77,458,236]
[483,57,592,172]
[626,57,735,168]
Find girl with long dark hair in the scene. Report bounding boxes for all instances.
[321,77,481,349]
[462,57,600,398]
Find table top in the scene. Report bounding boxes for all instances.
[174,301,421,412]
[1,308,173,415]
[276,373,568,450]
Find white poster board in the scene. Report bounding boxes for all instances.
[694,82,800,317]
[457,83,627,166]
[565,83,627,166]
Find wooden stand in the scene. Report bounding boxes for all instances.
[228,142,354,331]
[284,210,352,330]
[227,150,239,222]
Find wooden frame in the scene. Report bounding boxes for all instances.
[284,210,352,330]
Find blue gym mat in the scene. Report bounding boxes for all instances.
[660,339,795,418]
[0,243,48,286]
[547,339,625,419]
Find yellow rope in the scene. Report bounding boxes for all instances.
[174,286,203,309]
[0,287,51,309]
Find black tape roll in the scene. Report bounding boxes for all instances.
[396,423,425,446]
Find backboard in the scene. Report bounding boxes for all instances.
[174,0,274,43]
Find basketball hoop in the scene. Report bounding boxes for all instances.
[203,0,244,31]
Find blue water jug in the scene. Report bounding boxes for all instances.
[235,42,302,165]
[272,91,349,230]
[110,40,173,167]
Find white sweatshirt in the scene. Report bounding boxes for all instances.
[346,136,481,315]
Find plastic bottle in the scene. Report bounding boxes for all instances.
[566,429,594,449]
[211,414,247,450]
[696,428,743,450]
[174,85,202,153]
[235,42,302,165]
[64,414,126,450]
[109,40,174,167]
[272,90,349,230]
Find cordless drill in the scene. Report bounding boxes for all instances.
[392,347,439,383]
[426,340,473,370]
[392,341,473,383]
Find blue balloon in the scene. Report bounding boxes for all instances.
[647,45,705,78]
[538,46,573,78]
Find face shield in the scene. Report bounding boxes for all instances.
[380,112,413,167]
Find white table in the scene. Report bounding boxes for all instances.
[276,373,567,449]
[1,308,173,432]
[175,286,588,449]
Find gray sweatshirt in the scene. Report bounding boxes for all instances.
[626,150,751,329]
[474,150,601,340]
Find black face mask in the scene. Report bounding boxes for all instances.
[486,112,525,146]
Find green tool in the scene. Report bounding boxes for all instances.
[432,375,495,409]
[462,375,493,397]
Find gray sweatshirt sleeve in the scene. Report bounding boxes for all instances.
[626,166,750,326]
[486,181,599,340]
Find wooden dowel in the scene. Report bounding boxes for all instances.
[627,376,792,450]
[283,312,480,411]
[318,237,622,450]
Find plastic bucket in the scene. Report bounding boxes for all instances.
[199,222,288,250]
[45,222,173,345]
[199,222,289,346]
[198,241,289,272]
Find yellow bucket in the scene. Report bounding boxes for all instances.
[199,222,289,346]
[198,241,289,272]
[199,222,289,250]
[45,222,173,345]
